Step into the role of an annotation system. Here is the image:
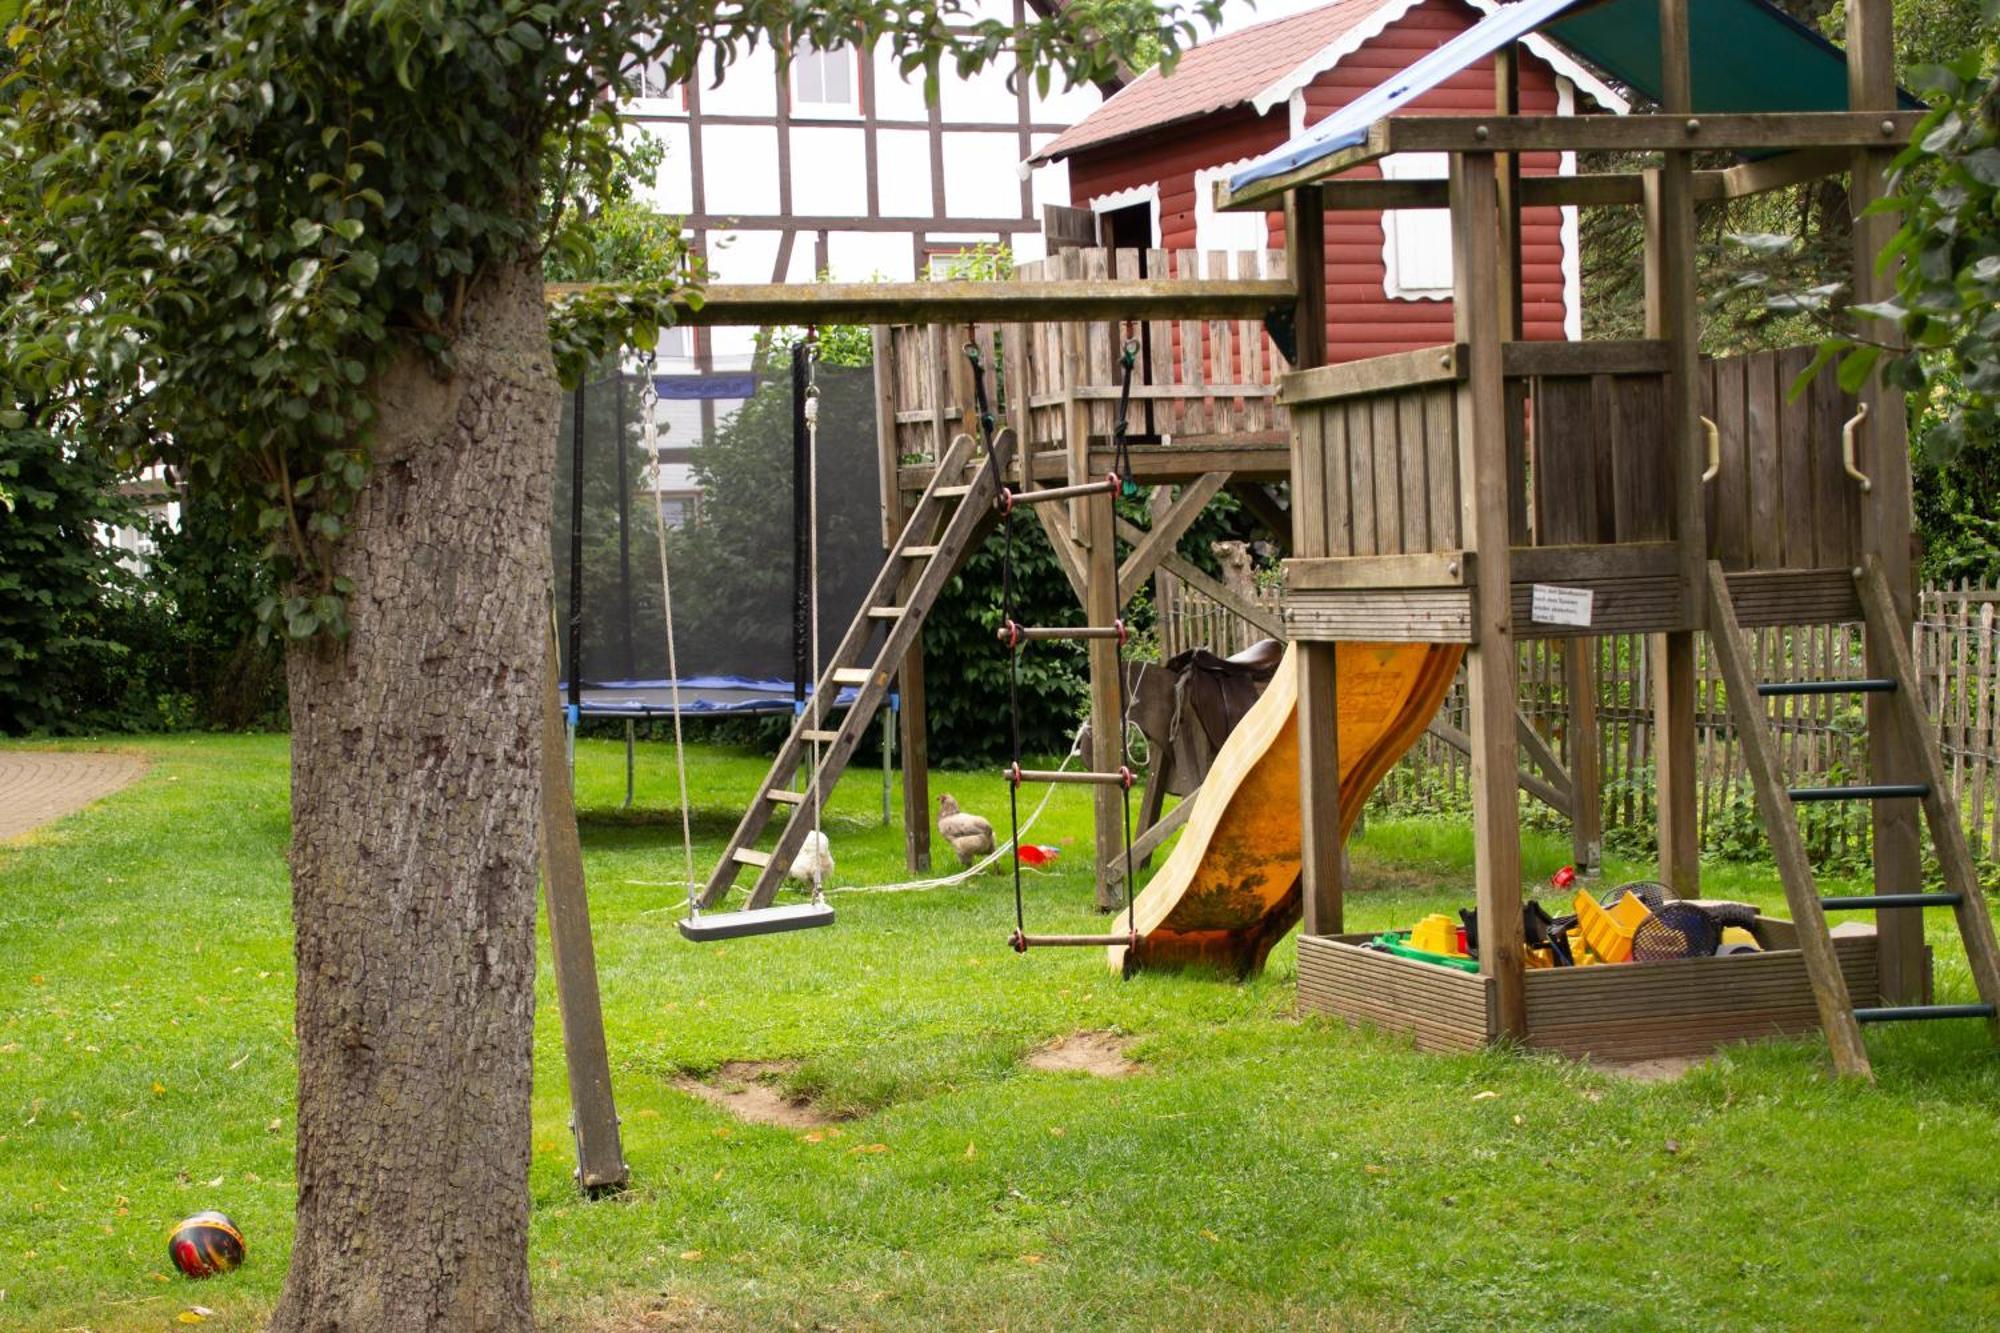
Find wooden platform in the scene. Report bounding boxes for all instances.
[1299,920,1902,1061]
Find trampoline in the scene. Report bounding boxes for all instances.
[554,350,894,814]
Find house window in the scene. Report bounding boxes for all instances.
[629,53,684,109]
[657,493,699,530]
[1380,152,1453,300]
[791,38,854,109]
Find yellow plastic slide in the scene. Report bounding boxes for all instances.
[1110,641,1464,976]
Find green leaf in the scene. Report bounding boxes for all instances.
[1834,344,1883,394]
[291,218,325,248]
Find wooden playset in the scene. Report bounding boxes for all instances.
[535,0,2000,1193]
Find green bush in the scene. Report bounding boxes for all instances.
[0,425,138,734]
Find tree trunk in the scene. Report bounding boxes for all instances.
[272,261,555,1331]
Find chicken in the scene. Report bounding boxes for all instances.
[787,830,834,892]
[937,794,996,866]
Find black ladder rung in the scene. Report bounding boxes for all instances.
[1820,892,1962,911]
[1758,678,1897,697]
[999,619,1127,645]
[1788,782,1930,802]
[1853,1003,1997,1024]
[1007,764,1135,789]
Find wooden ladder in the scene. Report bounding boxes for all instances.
[1704,558,2000,1079]
[698,429,1014,913]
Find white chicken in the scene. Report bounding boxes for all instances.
[787,830,834,892]
[937,794,996,867]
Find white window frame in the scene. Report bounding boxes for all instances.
[1194,160,1271,257]
[1085,182,1161,250]
[1379,152,1453,301]
[790,37,857,117]
[627,53,685,116]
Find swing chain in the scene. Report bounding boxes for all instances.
[1113,334,1141,494]
[963,335,996,446]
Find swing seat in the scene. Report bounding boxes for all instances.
[678,901,835,942]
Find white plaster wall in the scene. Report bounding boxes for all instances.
[789,125,869,216]
[942,131,1028,217]
[875,130,934,216]
[701,125,782,214]
[830,231,914,281]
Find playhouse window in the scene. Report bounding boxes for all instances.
[1380,153,1453,300]
[792,38,855,109]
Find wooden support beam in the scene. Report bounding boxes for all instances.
[1649,0,1708,899]
[1513,709,1571,805]
[1033,504,1089,603]
[1117,473,1229,604]
[1085,489,1124,912]
[1563,639,1603,873]
[538,635,627,1193]
[1215,112,1921,211]
[1226,481,1292,549]
[1849,0,1925,1004]
[1452,150,1526,1038]
[1285,551,1473,590]
[872,326,902,548]
[1103,792,1197,889]
[1426,716,1571,817]
[1117,518,1287,640]
[1280,340,1669,406]
[1314,148,1853,212]
[545,276,1295,325]
[897,564,932,875]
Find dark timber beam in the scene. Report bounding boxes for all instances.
[546,277,1295,326]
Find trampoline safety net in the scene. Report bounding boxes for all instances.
[552,352,885,718]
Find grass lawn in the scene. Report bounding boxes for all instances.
[3,731,1999,1330]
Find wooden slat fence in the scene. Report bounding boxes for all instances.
[1158,575,2000,862]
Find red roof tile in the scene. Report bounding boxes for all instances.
[1032,0,1398,162]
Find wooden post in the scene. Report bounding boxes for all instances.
[1644,0,1706,897]
[1848,0,1925,1003]
[1286,188,1345,938]
[1563,641,1602,872]
[1451,152,1526,1037]
[872,325,901,548]
[1085,486,1125,911]
[539,633,628,1193]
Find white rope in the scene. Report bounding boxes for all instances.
[641,367,700,907]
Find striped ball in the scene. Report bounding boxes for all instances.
[168,1211,245,1279]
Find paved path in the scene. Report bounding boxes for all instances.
[0,751,149,842]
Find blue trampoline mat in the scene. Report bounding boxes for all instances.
[564,677,884,718]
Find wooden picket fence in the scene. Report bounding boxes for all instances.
[1157,576,2000,861]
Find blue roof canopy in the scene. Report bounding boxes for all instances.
[1230,0,1917,193]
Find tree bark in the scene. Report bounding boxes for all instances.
[273,260,555,1332]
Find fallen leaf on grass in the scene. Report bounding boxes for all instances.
[634,1108,659,1120]
[1019,1254,1043,1266]
[1200,1229,1221,1243]
[205,1175,224,1188]
[964,1142,977,1160]
[1511,1114,1524,1126]
[1363,1164,1386,1175]
[1472,1090,1499,1101]
[229,1052,251,1071]
[847,1143,888,1155]
[679,1250,703,1261]
[1047,1126,1065,1138]
[800,1131,826,1144]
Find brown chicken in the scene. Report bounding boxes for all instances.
[937,793,996,866]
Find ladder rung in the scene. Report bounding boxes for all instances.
[1820,892,1962,911]
[1788,783,1930,802]
[831,668,873,686]
[1008,765,1134,788]
[1758,678,1896,697]
[767,789,807,805]
[998,478,1118,509]
[902,545,940,558]
[1000,620,1127,645]
[1854,1003,1997,1024]
[867,606,905,619]
[799,729,840,743]
[731,848,772,868]
[934,485,973,499]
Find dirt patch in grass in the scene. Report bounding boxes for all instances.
[676,1060,839,1129]
[1596,1055,1706,1083]
[1023,1030,1139,1077]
